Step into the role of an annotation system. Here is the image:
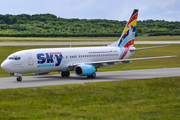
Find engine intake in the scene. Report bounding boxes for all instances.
[74,64,96,76]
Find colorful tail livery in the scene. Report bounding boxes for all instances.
[119,9,138,47]
[110,9,138,48]
[1,9,178,82]
[112,9,138,60]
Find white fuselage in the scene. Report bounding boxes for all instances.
[1,46,134,74]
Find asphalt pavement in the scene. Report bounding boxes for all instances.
[1,41,180,46]
[0,67,180,89]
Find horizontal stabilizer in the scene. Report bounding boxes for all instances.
[130,45,171,51]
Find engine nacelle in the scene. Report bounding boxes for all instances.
[74,64,96,76]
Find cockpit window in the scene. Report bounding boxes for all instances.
[8,56,21,61]
[14,57,21,60]
[8,57,14,60]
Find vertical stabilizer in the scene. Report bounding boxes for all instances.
[110,9,138,47]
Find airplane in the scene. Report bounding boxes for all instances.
[1,9,178,82]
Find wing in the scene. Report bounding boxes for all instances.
[67,55,178,69]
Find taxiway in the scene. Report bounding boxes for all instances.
[0,67,180,89]
[0,41,180,46]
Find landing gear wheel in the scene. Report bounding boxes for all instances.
[61,72,65,77]
[65,71,70,77]
[61,71,70,77]
[92,73,96,78]
[87,73,96,78]
[17,76,22,82]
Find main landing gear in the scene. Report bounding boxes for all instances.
[87,73,96,78]
[61,71,70,77]
[16,76,22,82]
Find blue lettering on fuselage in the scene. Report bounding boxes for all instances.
[37,53,63,68]
[45,53,54,63]
[37,53,46,64]
[55,54,62,66]
[37,64,54,68]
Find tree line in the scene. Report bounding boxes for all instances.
[0,14,179,37]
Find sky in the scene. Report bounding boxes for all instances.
[0,0,180,21]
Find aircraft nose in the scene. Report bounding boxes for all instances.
[1,60,11,72]
[1,61,5,69]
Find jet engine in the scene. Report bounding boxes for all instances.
[74,64,96,76]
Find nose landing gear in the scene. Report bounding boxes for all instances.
[12,73,22,82]
[16,76,22,82]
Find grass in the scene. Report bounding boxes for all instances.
[0,37,117,43]
[0,44,180,77]
[0,77,180,119]
[135,35,180,41]
[0,36,180,43]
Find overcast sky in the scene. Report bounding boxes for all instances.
[0,0,180,21]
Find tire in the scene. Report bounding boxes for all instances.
[87,73,96,78]
[92,73,96,78]
[61,72,65,77]
[17,76,22,82]
[65,71,70,77]
[61,71,70,77]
